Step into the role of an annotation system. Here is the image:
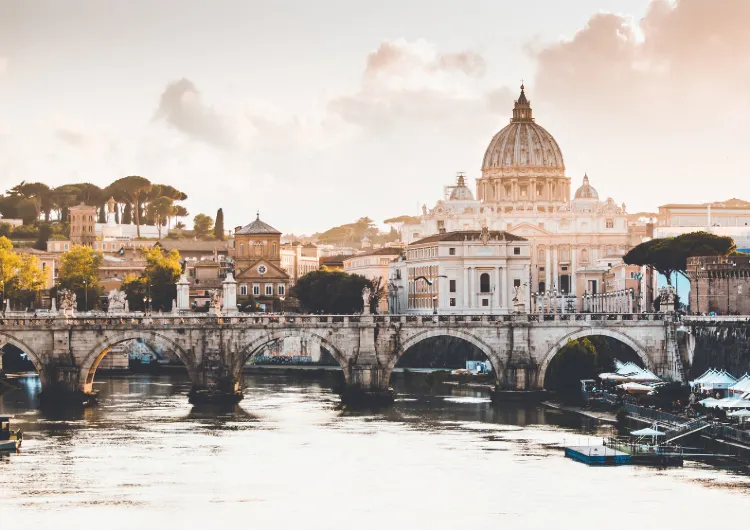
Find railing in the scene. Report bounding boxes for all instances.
[0,312,676,328]
[711,424,750,445]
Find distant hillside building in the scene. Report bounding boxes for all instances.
[69,203,97,246]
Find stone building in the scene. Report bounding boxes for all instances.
[343,247,403,313]
[687,255,750,315]
[389,228,531,314]
[400,85,646,305]
[69,203,97,246]
[656,198,750,252]
[230,213,290,311]
[280,242,320,285]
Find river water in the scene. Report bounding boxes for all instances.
[1,371,749,528]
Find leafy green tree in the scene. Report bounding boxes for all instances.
[292,270,376,314]
[57,245,103,310]
[214,208,225,240]
[110,176,152,237]
[0,237,45,308]
[34,222,53,251]
[122,274,147,312]
[193,213,214,239]
[141,247,181,311]
[624,231,736,284]
[0,223,11,238]
[147,197,174,239]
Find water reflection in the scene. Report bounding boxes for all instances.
[0,372,748,529]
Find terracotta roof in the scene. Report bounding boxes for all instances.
[357,247,404,257]
[411,230,526,245]
[235,214,281,235]
[155,240,231,252]
[320,255,352,266]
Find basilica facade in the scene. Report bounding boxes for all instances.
[401,86,642,300]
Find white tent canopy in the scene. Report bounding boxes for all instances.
[730,374,750,394]
[630,427,665,437]
[601,361,661,385]
[727,409,750,418]
[690,369,737,390]
[617,382,655,394]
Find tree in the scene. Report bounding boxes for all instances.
[35,222,52,251]
[214,208,225,240]
[624,231,736,284]
[193,213,214,239]
[110,176,152,237]
[147,197,174,239]
[57,245,103,310]
[0,237,45,309]
[141,247,181,311]
[292,270,374,314]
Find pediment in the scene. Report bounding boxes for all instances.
[506,222,552,237]
[235,259,290,281]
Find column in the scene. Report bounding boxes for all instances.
[463,268,469,308]
[222,273,237,313]
[524,264,531,313]
[551,246,558,292]
[571,246,577,297]
[494,267,501,308]
[468,268,474,309]
[176,274,190,311]
[545,246,551,291]
[502,265,509,310]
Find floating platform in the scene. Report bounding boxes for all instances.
[565,445,631,466]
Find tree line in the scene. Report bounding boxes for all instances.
[0,177,189,237]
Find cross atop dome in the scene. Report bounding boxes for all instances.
[512,82,534,123]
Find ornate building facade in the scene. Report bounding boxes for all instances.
[401,86,643,305]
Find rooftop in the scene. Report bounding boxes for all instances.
[411,230,527,245]
[155,240,232,252]
[235,213,281,235]
[659,198,750,210]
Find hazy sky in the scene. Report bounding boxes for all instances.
[1,0,748,234]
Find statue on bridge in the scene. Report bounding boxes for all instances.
[512,283,527,314]
[107,289,127,313]
[59,289,77,317]
[362,286,371,315]
[208,289,222,316]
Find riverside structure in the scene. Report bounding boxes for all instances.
[0,310,688,406]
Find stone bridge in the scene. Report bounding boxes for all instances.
[0,313,685,405]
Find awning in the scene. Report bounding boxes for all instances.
[727,409,750,418]
[630,427,665,436]
[617,382,655,394]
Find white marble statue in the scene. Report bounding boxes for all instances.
[512,283,527,313]
[362,286,372,315]
[107,289,127,312]
[59,289,77,316]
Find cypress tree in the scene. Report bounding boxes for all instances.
[123,203,132,224]
[214,208,225,240]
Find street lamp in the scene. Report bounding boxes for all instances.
[279,295,286,315]
[83,279,88,312]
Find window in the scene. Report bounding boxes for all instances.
[278,285,285,296]
[513,247,521,255]
[240,284,248,296]
[252,284,260,296]
[240,243,244,256]
[513,279,521,288]
[450,298,456,307]
[265,284,273,296]
[449,280,456,293]
[480,273,490,293]
[449,247,456,256]
[606,219,614,229]
[538,248,545,262]
[581,248,589,263]
[255,243,263,256]
[482,299,489,307]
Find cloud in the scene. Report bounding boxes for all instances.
[529,0,750,207]
[55,128,88,147]
[154,78,238,148]
[328,39,500,131]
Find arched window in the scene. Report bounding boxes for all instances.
[480,273,490,293]
[255,242,263,256]
[538,248,545,263]
[581,248,589,263]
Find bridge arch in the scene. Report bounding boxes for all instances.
[0,331,43,374]
[537,328,652,388]
[389,328,502,379]
[235,329,348,379]
[79,330,195,390]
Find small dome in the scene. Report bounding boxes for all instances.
[449,175,474,201]
[574,174,599,200]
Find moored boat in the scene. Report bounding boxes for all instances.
[0,416,22,451]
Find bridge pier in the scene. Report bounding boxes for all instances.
[39,364,96,408]
[341,364,394,406]
[189,355,243,405]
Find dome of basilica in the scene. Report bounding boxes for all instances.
[449,175,474,201]
[481,85,565,173]
[574,174,599,200]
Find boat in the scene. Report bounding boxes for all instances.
[0,416,22,451]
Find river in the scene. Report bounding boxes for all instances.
[1,372,749,528]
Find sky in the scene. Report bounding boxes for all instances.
[1,0,749,235]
